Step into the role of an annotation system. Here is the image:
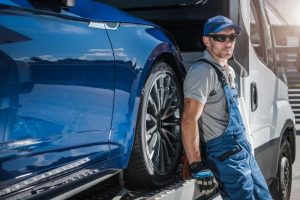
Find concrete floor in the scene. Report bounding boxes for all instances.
[290,131,300,200]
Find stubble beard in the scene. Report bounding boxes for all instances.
[218,47,233,60]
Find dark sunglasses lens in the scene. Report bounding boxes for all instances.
[216,35,227,42]
[210,34,237,42]
[228,34,237,41]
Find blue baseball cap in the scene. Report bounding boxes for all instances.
[203,15,241,36]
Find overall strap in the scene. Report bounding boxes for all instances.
[198,58,227,86]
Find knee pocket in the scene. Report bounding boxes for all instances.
[213,144,248,162]
[227,146,248,162]
[207,144,250,175]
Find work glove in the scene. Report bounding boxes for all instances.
[190,161,218,195]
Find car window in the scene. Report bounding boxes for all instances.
[250,2,266,63]
[260,0,276,72]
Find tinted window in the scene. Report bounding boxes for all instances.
[261,0,276,71]
[250,2,266,62]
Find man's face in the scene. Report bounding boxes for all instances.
[203,28,236,60]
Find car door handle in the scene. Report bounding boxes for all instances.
[88,22,119,30]
[251,82,258,111]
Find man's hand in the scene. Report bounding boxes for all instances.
[190,161,218,195]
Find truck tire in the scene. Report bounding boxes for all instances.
[124,61,182,188]
[277,138,292,200]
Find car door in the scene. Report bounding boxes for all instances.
[247,0,278,181]
[0,1,114,193]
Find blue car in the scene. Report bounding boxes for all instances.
[0,0,186,199]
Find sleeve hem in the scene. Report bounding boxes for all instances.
[184,94,206,104]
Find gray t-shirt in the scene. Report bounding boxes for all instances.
[183,50,237,142]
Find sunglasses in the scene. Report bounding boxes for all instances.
[208,34,238,42]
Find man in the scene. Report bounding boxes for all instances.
[181,15,272,200]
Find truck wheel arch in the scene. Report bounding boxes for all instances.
[278,119,296,165]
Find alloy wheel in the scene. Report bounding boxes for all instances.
[145,73,181,175]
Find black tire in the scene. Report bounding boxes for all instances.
[276,138,292,200]
[124,61,183,188]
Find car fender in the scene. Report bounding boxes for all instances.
[108,24,184,169]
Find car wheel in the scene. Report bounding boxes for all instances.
[277,138,292,200]
[124,61,183,188]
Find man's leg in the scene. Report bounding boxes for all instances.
[208,147,255,200]
[240,140,273,200]
[250,154,273,200]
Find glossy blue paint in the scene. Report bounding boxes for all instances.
[0,0,20,7]
[0,3,114,194]
[0,0,184,198]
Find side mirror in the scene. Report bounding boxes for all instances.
[62,0,75,7]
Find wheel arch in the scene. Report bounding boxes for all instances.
[118,45,186,169]
[269,119,295,199]
[124,54,184,187]
[276,119,296,174]
[127,50,185,152]
[268,119,295,197]
[278,119,296,166]
[156,52,187,82]
[137,50,186,94]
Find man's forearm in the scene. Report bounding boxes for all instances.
[181,118,201,164]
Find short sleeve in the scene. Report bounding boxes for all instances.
[183,63,215,104]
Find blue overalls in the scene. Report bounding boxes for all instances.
[200,59,272,200]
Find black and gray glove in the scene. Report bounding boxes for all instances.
[190,161,218,195]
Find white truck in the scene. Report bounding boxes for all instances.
[96,0,296,199]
